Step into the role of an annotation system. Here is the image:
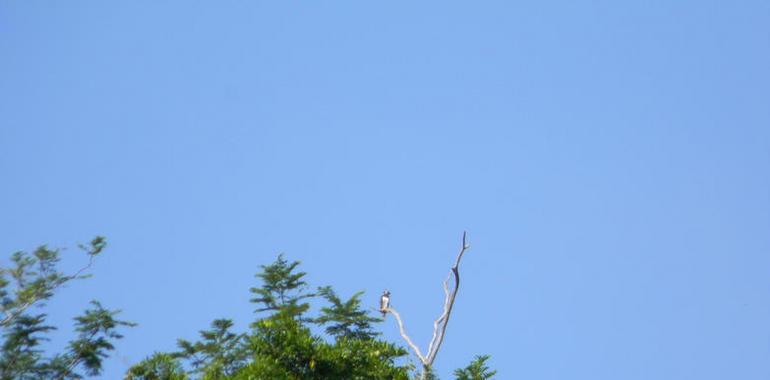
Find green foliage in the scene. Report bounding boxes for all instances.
[78,237,107,257]
[0,238,134,380]
[0,237,107,328]
[314,286,380,340]
[125,353,188,380]
[244,313,318,378]
[63,301,136,378]
[4,238,498,380]
[174,319,248,378]
[132,256,414,379]
[453,355,497,380]
[0,314,54,379]
[317,337,411,379]
[122,251,495,379]
[4,234,498,379]
[249,254,313,319]
[236,313,410,379]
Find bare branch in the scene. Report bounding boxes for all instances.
[427,231,469,364]
[384,232,471,373]
[385,307,427,366]
[426,274,451,356]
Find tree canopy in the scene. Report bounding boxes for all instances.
[1,239,495,379]
[0,238,134,380]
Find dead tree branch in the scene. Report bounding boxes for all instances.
[384,232,471,373]
[385,307,426,363]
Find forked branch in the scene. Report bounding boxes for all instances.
[384,232,470,372]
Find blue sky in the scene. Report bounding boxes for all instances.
[1,1,769,379]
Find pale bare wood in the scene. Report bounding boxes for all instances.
[426,274,451,357]
[385,307,428,365]
[427,231,469,364]
[383,232,470,375]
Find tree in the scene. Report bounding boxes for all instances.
[4,236,496,379]
[174,319,248,378]
[53,301,136,379]
[128,255,412,379]
[1,238,105,326]
[314,286,380,341]
[238,311,410,380]
[0,238,134,380]
[125,252,496,379]
[454,355,497,380]
[249,254,314,320]
[124,353,187,380]
[0,313,54,379]
[2,239,496,379]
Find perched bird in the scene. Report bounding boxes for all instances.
[380,290,391,316]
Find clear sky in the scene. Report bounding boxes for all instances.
[1,1,769,379]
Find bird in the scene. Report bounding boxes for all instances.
[380,290,391,316]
